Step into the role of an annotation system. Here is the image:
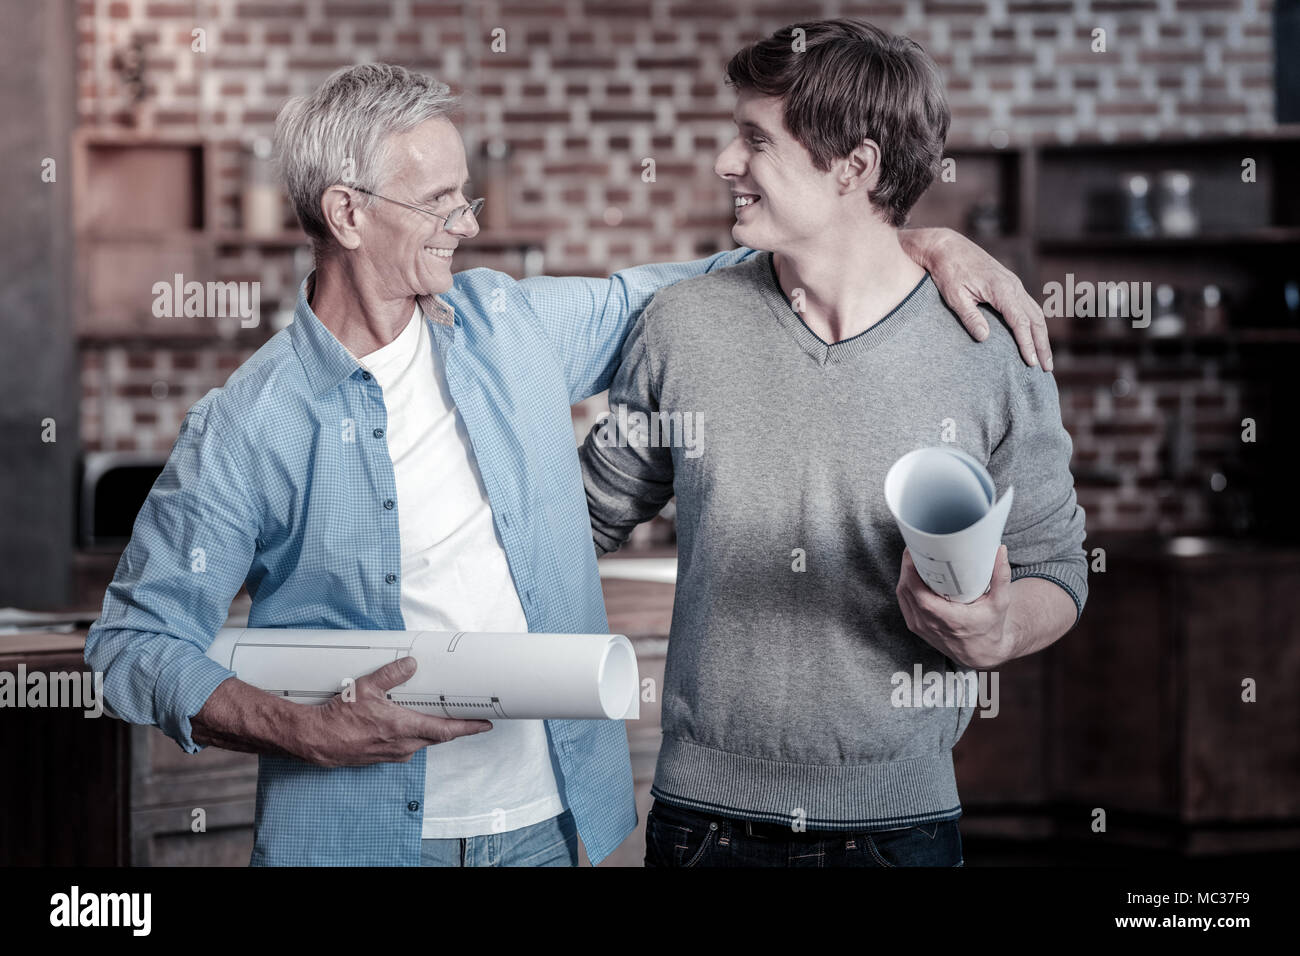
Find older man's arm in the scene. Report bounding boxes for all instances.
[85,398,488,766]
[900,226,1053,370]
[504,229,1051,406]
[191,657,491,766]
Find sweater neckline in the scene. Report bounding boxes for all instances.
[757,251,934,366]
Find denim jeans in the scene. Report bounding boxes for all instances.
[420,810,579,866]
[644,799,964,867]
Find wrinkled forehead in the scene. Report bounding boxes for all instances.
[381,116,468,189]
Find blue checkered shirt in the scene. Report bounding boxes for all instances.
[84,248,756,865]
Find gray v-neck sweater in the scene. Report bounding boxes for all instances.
[580,252,1088,830]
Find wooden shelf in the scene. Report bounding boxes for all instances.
[1038,227,1300,253]
[1051,329,1300,347]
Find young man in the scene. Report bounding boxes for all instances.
[86,61,1050,867]
[581,20,1088,867]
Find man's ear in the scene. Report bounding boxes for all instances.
[840,138,882,196]
[320,185,364,251]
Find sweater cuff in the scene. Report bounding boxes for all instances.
[1010,560,1088,625]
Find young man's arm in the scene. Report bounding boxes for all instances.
[513,228,1050,405]
[895,341,1088,670]
[577,300,676,554]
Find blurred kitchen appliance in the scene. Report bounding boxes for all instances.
[79,452,167,549]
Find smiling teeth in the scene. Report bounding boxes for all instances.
[425,248,454,257]
[734,196,758,207]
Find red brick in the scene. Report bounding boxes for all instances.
[553,55,617,69]
[412,3,463,14]
[324,2,394,16]
[544,161,607,175]
[922,1,988,14]
[586,1,651,15]
[842,4,907,15]
[590,110,656,122]
[1176,101,1248,115]
[480,55,532,71]
[635,57,700,70]
[236,3,306,15]
[503,111,570,123]
[667,2,738,16]
[154,109,199,125]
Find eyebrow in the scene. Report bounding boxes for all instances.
[420,177,471,203]
[734,118,775,139]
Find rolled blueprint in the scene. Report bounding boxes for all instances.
[883,446,1015,604]
[204,628,641,720]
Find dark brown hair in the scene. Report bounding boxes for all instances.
[725,18,950,227]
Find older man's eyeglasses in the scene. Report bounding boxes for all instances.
[354,187,485,230]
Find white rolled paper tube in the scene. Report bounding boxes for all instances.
[884,447,1014,604]
[205,628,641,720]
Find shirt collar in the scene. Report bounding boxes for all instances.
[290,270,456,399]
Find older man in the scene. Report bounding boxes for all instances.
[85,62,1051,867]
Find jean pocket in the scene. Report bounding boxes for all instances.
[865,820,961,868]
[646,806,718,868]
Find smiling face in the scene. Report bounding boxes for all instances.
[359,116,478,297]
[714,88,845,255]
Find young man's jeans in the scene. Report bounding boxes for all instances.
[420,810,579,866]
[644,799,964,867]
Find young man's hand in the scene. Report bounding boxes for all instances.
[895,545,1016,669]
[900,226,1053,371]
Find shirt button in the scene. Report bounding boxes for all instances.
[407,801,420,812]
[383,499,394,510]
[500,514,510,528]
[373,427,384,439]
[361,371,372,381]
[386,573,397,584]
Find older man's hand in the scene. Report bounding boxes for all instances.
[901,226,1053,371]
[895,545,1016,670]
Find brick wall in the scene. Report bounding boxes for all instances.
[74,0,1281,536]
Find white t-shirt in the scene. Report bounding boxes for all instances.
[350,305,565,839]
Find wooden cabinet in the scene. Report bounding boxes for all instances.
[0,635,129,865]
[0,631,259,866]
[1051,540,1300,852]
[127,723,257,867]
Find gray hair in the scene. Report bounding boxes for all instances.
[273,63,460,251]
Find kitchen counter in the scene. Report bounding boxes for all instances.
[8,538,1297,864]
[0,561,677,867]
